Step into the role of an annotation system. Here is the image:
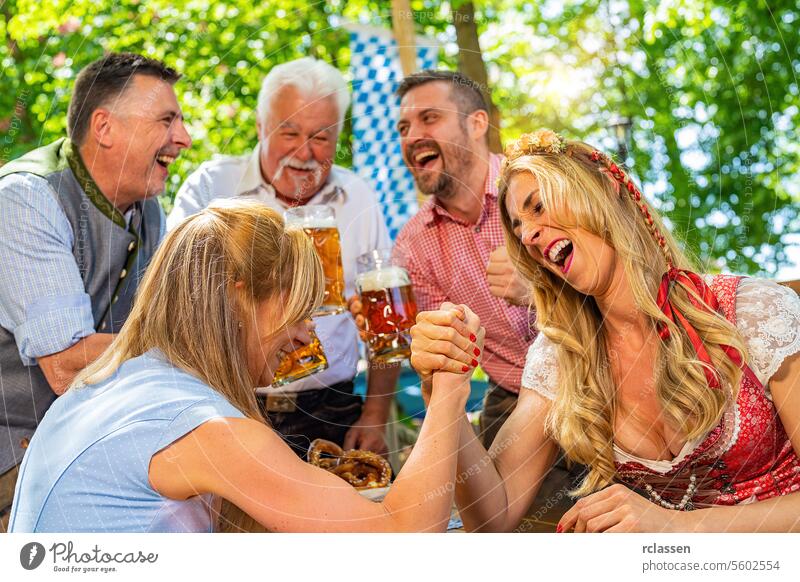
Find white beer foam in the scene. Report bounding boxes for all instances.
[357,266,410,292]
[287,215,337,229]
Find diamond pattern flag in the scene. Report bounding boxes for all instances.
[347,24,439,240]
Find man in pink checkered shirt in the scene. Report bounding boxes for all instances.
[391,70,536,448]
[386,71,581,525]
[349,70,580,523]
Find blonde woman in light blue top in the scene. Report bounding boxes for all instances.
[9,199,485,533]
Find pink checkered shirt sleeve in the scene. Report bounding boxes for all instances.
[393,226,446,313]
[390,154,536,393]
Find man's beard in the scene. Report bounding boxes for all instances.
[412,134,472,200]
[273,155,326,200]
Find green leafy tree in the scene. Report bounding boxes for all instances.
[1,0,797,274]
[478,0,800,275]
[0,0,354,212]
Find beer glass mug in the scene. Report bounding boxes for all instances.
[284,206,346,316]
[270,325,328,387]
[356,249,418,363]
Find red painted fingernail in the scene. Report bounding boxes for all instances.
[461,365,470,372]
[474,347,481,356]
[469,333,477,342]
[556,524,563,533]
[471,359,479,367]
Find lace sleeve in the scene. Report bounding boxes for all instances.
[521,333,558,400]
[735,278,800,391]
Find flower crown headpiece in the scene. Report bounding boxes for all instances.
[503,128,567,162]
[500,128,759,394]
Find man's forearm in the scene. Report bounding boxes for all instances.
[363,362,400,422]
[37,333,116,395]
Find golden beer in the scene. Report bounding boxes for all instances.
[304,226,345,315]
[271,329,329,387]
[356,252,418,363]
[285,206,346,316]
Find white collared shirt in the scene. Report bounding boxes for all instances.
[168,145,391,393]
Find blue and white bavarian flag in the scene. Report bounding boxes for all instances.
[347,24,439,240]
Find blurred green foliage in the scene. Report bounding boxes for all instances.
[1,0,797,274]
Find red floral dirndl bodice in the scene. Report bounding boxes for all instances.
[614,275,800,508]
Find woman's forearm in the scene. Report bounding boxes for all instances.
[682,492,800,532]
[453,415,514,532]
[419,378,518,532]
[419,376,513,531]
[379,373,469,532]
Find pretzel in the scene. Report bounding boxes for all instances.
[307,439,392,489]
[331,463,381,488]
[341,450,391,489]
[308,439,344,468]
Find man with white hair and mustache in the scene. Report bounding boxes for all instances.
[168,57,396,458]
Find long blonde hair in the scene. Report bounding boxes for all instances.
[498,139,747,496]
[74,198,324,528]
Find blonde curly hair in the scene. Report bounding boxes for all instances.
[497,131,747,496]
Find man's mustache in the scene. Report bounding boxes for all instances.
[273,156,324,190]
[278,156,321,171]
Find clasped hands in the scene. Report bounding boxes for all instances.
[409,302,484,379]
[347,298,485,381]
[406,302,485,408]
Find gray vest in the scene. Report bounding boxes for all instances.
[0,138,162,475]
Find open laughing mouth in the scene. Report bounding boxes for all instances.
[276,158,323,186]
[285,162,313,175]
[542,237,574,274]
[155,153,176,172]
[409,144,442,171]
[276,338,303,360]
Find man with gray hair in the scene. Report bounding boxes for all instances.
[0,52,191,531]
[168,57,397,457]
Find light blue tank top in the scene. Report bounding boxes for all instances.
[8,350,246,532]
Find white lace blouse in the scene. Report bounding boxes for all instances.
[521,278,800,472]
